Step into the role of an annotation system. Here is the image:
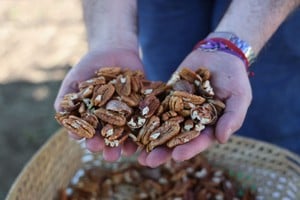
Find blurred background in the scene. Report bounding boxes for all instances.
[0,0,86,198]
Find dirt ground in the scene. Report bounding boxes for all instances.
[0,0,87,198]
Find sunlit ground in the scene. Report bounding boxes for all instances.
[0,0,86,198]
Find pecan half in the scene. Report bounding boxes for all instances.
[62,115,95,138]
[60,93,80,111]
[92,83,115,107]
[120,93,141,107]
[79,85,94,98]
[79,76,106,89]
[139,95,160,118]
[137,115,161,145]
[94,108,126,126]
[179,67,202,83]
[115,74,131,97]
[173,91,205,105]
[162,111,178,121]
[141,80,166,96]
[95,67,122,80]
[55,111,70,125]
[166,130,200,148]
[146,121,180,152]
[195,67,211,81]
[102,124,125,140]
[105,100,132,117]
[81,112,99,129]
[168,96,184,112]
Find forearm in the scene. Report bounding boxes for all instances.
[215,0,300,54]
[81,0,138,51]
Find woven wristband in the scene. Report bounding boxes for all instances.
[194,32,256,75]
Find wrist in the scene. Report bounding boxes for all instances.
[88,31,138,52]
[194,32,256,75]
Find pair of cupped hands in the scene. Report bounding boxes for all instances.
[54,47,252,168]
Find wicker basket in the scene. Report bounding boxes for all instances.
[6,129,300,200]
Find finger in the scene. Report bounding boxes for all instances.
[85,134,105,152]
[103,146,121,162]
[215,95,250,143]
[122,139,138,157]
[145,147,172,168]
[68,131,83,140]
[172,128,215,161]
[137,150,148,166]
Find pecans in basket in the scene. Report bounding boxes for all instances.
[55,67,225,152]
[59,155,255,200]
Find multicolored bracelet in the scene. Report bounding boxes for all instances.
[194,32,256,75]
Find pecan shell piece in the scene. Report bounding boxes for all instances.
[127,115,146,129]
[62,115,95,138]
[94,108,126,126]
[166,130,200,148]
[172,79,195,93]
[191,103,218,125]
[92,83,115,107]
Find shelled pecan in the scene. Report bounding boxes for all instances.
[55,66,225,151]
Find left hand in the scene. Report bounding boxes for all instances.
[138,50,252,167]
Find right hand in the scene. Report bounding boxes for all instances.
[54,47,143,162]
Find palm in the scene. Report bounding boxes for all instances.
[138,50,252,167]
[55,48,143,161]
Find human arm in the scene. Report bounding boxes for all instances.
[140,0,300,167]
[54,0,140,161]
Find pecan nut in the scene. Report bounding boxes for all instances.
[139,95,160,118]
[94,108,126,126]
[166,130,200,148]
[105,99,132,117]
[62,115,95,138]
[137,115,160,145]
[95,67,122,80]
[146,121,180,152]
[92,83,115,107]
[173,91,205,105]
[115,74,131,96]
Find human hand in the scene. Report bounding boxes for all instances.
[54,47,143,162]
[138,50,252,167]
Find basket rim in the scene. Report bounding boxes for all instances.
[5,128,300,199]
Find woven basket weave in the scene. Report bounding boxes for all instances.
[6,129,300,200]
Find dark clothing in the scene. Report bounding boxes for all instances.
[138,0,300,154]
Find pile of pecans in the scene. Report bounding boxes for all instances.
[55,67,225,152]
[59,155,255,200]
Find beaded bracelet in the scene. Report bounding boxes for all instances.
[194,32,256,75]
